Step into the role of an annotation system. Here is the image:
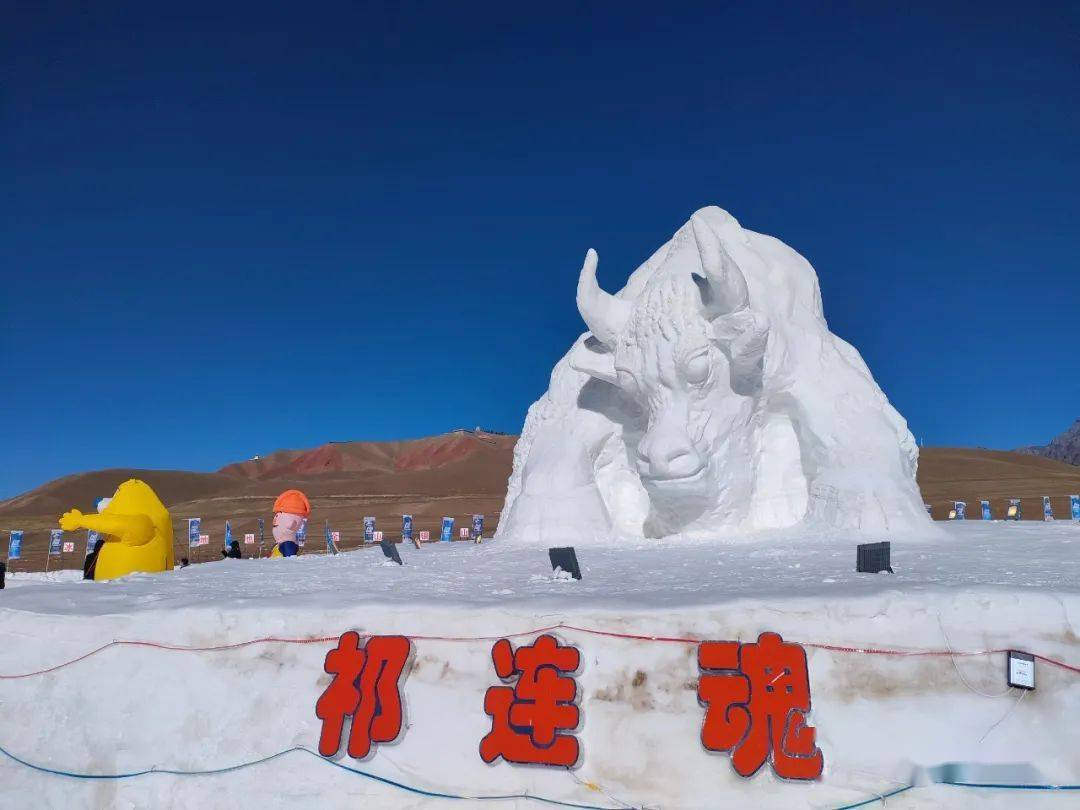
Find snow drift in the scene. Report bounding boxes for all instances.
[498,206,929,545]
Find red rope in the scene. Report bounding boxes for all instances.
[1,623,1077,679]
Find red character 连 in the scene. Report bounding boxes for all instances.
[316,632,411,758]
[480,634,581,767]
[698,632,823,780]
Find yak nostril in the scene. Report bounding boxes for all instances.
[638,436,704,479]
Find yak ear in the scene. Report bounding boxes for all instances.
[569,337,619,386]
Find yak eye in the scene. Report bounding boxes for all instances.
[684,351,711,385]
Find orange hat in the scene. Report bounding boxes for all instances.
[273,489,311,518]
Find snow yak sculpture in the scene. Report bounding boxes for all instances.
[497,207,929,544]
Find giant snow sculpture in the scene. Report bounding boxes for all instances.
[496,207,929,544]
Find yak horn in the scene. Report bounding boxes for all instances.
[691,214,749,317]
[576,249,631,347]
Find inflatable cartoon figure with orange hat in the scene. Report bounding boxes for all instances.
[270,489,310,558]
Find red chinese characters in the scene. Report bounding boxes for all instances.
[316,632,411,758]
[697,632,824,780]
[479,634,581,767]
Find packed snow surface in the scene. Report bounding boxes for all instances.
[2,522,1077,613]
[0,522,1077,809]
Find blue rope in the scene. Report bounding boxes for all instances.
[830,784,915,809]
[830,779,1080,809]
[943,780,1080,791]
[0,742,615,808]
[4,741,1079,809]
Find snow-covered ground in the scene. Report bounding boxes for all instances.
[0,521,1077,809]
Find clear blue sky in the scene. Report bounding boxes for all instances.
[2,2,1077,498]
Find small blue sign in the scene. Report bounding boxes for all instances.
[1071,495,1080,522]
[8,531,23,561]
[1043,496,1054,521]
[472,514,484,541]
[49,529,63,556]
[440,516,454,542]
[980,500,991,521]
[363,516,376,544]
[953,501,966,520]
[402,514,413,542]
[188,518,201,548]
[86,529,101,557]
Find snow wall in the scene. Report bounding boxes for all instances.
[1,589,1077,809]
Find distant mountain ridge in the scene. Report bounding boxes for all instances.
[1017,418,1080,466]
[217,430,515,479]
[0,430,518,517]
[6,433,1080,527]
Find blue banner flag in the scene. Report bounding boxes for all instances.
[297,518,308,547]
[980,500,991,521]
[363,516,375,544]
[8,531,23,561]
[1071,495,1080,522]
[1007,498,1022,520]
[188,518,201,548]
[49,529,63,556]
[472,514,484,541]
[225,520,233,549]
[1043,496,1054,521]
[257,517,265,549]
[86,530,101,557]
[440,516,454,542]
[325,520,336,555]
[402,514,413,542]
[953,501,966,520]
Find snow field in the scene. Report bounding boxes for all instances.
[0,522,1076,808]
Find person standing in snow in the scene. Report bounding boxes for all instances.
[83,536,105,580]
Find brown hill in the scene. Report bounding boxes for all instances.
[217,431,515,481]
[3,440,1080,573]
[917,447,1080,519]
[0,430,519,572]
[0,468,247,519]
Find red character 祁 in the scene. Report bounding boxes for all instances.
[316,632,411,758]
[480,634,581,767]
[697,632,824,780]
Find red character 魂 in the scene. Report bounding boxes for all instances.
[316,632,411,758]
[697,632,824,780]
[480,634,581,767]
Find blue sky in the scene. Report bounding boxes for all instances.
[2,1,1077,498]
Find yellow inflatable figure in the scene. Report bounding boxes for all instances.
[59,479,174,581]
